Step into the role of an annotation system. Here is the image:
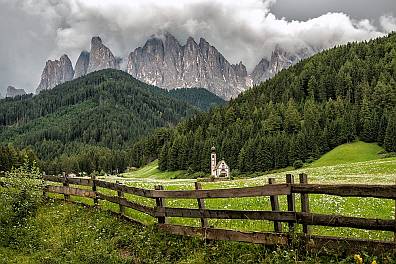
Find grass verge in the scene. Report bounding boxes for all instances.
[1,200,394,264]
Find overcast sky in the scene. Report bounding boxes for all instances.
[0,0,395,95]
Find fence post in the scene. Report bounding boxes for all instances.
[268,178,282,232]
[286,174,295,233]
[91,175,98,206]
[195,182,208,228]
[155,185,166,224]
[63,173,70,202]
[42,173,48,202]
[299,173,310,235]
[394,179,396,243]
[42,185,49,201]
[116,181,125,216]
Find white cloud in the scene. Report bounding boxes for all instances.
[380,15,396,33]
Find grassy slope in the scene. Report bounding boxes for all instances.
[310,141,384,167]
[122,161,190,180]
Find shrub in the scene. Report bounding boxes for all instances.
[305,157,315,164]
[293,160,304,169]
[0,156,43,247]
[230,169,241,178]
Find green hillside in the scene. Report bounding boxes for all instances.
[310,141,384,167]
[0,70,224,174]
[129,33,396,173]
[168,87,226,111]
[122,160,190,180]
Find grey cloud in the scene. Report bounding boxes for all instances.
[0,0,395,95]
[271,0,396,23]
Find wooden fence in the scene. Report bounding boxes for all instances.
[41,173,396,254]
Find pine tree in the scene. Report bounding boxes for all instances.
[307,75,318,99]
[158,144,168,171]
[262,102,282,133]
[384,111,396,152]
[284,98,301,133]
[360,97,378,142]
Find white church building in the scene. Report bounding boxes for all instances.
[210,146,230,178]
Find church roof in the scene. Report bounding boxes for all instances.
[216,160,229,169]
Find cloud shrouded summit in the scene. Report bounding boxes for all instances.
[0,0,395,94]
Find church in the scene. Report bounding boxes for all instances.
[210,147,230,178]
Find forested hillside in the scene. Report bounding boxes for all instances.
[0,70,224,174]
[130,33,396,172]
[167,88,226,111]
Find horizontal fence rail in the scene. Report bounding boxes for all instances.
[292,184,396,199]
[33,174,396,253]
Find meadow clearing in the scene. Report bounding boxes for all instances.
[52,141,396,241]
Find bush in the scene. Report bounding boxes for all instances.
[230,169,241,178]
[305,157,315,164]
[379,151,396,158]
[293,160,304,169]
[0,157,43,247]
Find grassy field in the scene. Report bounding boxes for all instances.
[310,141,384,167]
[63,141,396,241]
[122,160,192,180]
[2,200,383,264]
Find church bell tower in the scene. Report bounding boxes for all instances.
[211,146,217,177]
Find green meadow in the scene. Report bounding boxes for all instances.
[52,141,396,241]
[2,141,396,263]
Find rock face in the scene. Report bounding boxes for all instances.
[251,45,315,85]
[6,86,26,98]
[74,51,90,78]
[127,32,249,100]
[36,54,74,93]
[35,37,119,94]
[87,37,118,73]
[32,34,317,98]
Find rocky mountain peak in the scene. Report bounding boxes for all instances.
[91,36,103,48]
[32,34,317,99]
[250,58,270,85]
[144,36,165,56]
[199,37,208,45]
[250,45,315,85]
[232,61,248,77]
[127,32,249,100]
[186,37,198,47]
[87,36,118,73]
[36,54,74,93]
[164,32,179,43]
[6,85,26,98]
[74,50,90,78]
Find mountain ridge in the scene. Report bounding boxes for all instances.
[5,85,27,98]
[127,32,250,100]
[33,33,314,98]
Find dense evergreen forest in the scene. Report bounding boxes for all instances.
[0,145,38,172]
[0,70,224,174]
[130,33,396,173]
[168,88,226,111]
